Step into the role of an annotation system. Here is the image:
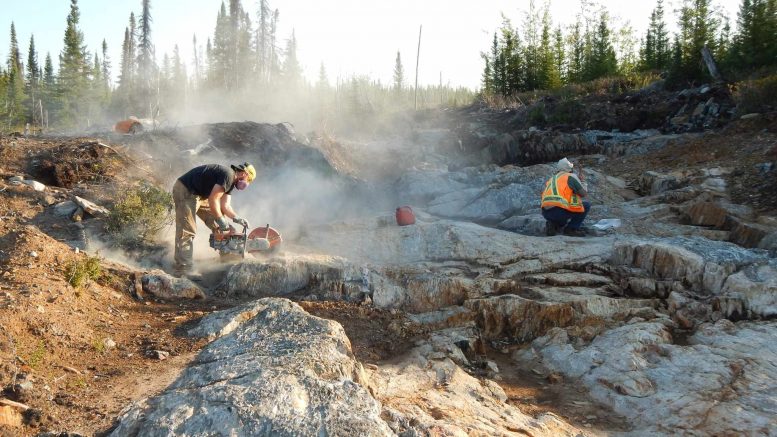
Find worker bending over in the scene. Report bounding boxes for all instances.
[172,162,256,276]
[541,157,590,237]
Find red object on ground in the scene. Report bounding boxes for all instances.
[114,119,143,134]
[396,206,416,226]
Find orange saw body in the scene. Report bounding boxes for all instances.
[209,224,282,258]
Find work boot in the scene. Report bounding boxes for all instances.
[545,221,559,236]
[563,227,586,237]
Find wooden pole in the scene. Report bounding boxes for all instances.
[414,25,422,111]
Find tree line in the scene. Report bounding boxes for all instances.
[1,0,473,132]
[481,0,777,96]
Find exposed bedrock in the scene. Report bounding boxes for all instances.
[517,320,777,436]
[108,299,393,436]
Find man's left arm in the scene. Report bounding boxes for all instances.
[568,173,588,197]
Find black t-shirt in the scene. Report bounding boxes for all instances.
[178,164,235,198]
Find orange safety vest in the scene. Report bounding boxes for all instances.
[541,172,585,213]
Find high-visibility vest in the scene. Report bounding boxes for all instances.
[541,172,585,213]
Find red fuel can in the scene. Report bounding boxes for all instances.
[396,206,416,226]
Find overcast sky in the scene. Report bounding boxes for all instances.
[0,0,740,90]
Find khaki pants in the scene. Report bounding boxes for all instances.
[173,180,217,274]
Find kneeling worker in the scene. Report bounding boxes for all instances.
[541,157,590,236]
[172,162,256,276]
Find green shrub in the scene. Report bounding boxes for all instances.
[735,74,777,114]
[105,183,173,248]
[66,254,102,288]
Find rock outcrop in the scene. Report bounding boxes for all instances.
[517,320,777,436]
[108,299,393,436]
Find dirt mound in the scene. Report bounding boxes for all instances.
[32,141,120,188]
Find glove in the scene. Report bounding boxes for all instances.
[233,217,250,228]
[216,216,230,232]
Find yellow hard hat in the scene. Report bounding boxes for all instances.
[233,162,256,182]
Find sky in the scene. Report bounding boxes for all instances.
[0,0,741,90]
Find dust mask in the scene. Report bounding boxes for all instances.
[235,179,249,190]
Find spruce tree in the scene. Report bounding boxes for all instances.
[584,12,618,81]
[192,34,201,87]
[481,54,492,94]
[256,0,271,82]
[317,63,328,88]
[59,0,91,127]
[27,35,40,123]
[502,20,525,94]
[88,52,106,121]
[522,0,541,90]
[393,51,404,91]
[282,30,302,89]
[539,6,561,90]
[138,0,154,116]
[487,32,499,94]
[40,53,56,122]
[729,0,777,71]
[211,2,230,88]
[269,9,280,81]
[567,20,586,83]
[237,11,254,89]
[6,22,27,126]
[639,0,670,71]
[101,39,111,97]
[553,27,566,85]
[228,0,241,87]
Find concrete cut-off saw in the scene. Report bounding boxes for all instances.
[209,223,282,259]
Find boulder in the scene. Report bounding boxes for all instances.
[73,195,110,218]
[226,254,366,300]
[187,300,269,339]
[108,298,393,437]
[637,171,680,195]
[719,263,777,318]
[729,218,773,248]
[496,213,546,235]
[141,271,205,300]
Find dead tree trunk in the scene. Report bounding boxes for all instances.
[701,45,725,83]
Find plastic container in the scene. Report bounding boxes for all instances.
[395,206,416,226]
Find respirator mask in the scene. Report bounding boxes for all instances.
[235,179,249,190]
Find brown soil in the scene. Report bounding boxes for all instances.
[0,135,216,436]
[586,112,777,214]
[0,223,214,436]
[300,300,425,363]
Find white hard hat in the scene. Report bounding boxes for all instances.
[557,157,574,172]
